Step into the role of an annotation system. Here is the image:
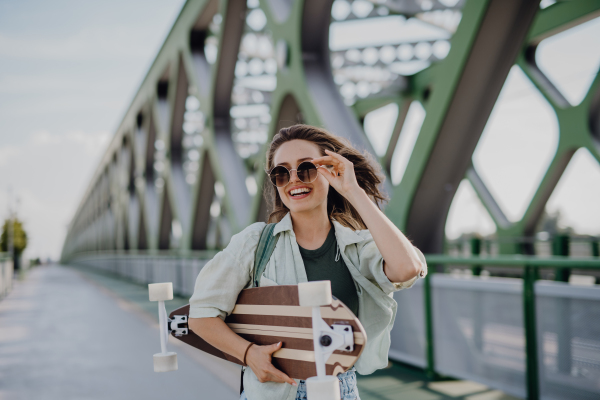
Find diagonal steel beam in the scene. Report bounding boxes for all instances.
[393,0,541,253]
[210,0,251,232]
[465,166,510,230]
[527,0,600,44]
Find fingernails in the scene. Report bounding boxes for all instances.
[292,382,297,386]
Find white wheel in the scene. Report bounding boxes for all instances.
[306,376,340,400]
[298,281,332,307]
[153,352,178,372]
[148,282,173,302]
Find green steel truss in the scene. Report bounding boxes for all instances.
[61,0,600,260]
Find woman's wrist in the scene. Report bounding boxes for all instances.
[243,342,255,365]
[344,186,369,208]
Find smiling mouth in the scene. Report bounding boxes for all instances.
[289,188,312,197]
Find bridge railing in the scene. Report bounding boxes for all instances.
[69,251,600,400]
[395,255,600,400]
[0,253,14,299]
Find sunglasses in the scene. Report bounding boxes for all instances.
[267,161,331,187]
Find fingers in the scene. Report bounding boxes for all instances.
[317,166,336,182]
[261,342,297,386]
[267,365,297,386]
[266,341,282,355]
[325,149,350,163]
[311,155,339,167]
[313,150,351,165]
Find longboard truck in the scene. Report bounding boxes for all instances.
[148,282,178,372]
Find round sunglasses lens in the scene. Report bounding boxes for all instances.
[270,166,290,187]
[297,162,318,183]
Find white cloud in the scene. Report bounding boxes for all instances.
[32,130,111,151]
[0,0,186,260]
[30,130,61,146]
[0,25,155,61]
[0,146,21,167]
[0,129,111,260]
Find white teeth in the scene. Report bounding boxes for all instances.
[290,188,311,196]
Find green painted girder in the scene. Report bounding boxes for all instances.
[425,253,600,268]
[61,0,383,260]
[387,0,542,255]
[439,1,600,255]
[61,0,600,269]
[527,0,600,44]
[385,0,492,232]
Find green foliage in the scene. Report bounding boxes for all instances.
[0,218,28,255]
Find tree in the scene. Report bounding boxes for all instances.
[1,218,28,269]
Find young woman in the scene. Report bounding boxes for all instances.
[188,124,427,400]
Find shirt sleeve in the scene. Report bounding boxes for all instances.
[355,230,428,295]
[188,223,264,320]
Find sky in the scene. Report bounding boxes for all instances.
[0,1,598,260]
[0,0,186,260]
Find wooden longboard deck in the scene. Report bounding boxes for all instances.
[168,285,367,380]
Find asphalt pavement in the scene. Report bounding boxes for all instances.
[0,264,518,400]
[0,265,238,400]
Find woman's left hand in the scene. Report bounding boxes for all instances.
[312,150,362,200]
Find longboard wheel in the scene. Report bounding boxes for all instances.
[306,376,341,400]
[148,282,173,302]
[153,352,178,372]
[298,281,332,307]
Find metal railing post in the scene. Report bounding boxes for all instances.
[424,270,436,379]
[470,237,482,276]
[592,240,599,258]
[523,265,539,400]
[470,237,484,351]
[553,234,570,282]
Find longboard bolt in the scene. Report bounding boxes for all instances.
[320,335,332,347]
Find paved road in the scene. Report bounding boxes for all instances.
[0,265,519,400]
[0,265,237,400]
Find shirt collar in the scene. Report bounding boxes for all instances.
[331,220,364,247]
[273,212,294,236]
[273,213,365,246]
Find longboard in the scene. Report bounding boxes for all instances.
[168,285,367,381]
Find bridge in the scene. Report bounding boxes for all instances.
[4,0,600,399]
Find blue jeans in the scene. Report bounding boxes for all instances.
[240,369,360,400]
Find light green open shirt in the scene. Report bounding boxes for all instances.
[189,213,427,400]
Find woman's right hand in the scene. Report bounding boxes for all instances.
[246,342,297,386]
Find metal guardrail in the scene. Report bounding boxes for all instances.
[70,249,600,399]
[422,254,600,400]
[0,253,14,299]
[69,249,219,259]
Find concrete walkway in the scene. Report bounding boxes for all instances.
[0,265,237,400]
[69,265,521,400]
[0,265,520,400]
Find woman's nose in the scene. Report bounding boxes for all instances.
[289,169,301,183]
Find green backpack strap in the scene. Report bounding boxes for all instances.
[252,223,280,288]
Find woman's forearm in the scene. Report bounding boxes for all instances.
[188,317,250,361]
[346,188,422,282]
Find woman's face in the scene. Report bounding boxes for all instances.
[272,139,330,215]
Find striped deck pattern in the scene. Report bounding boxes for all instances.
[170,285,366,380]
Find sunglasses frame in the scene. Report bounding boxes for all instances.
[267,161,331,187]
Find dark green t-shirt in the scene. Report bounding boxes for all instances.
[298,227,359,316]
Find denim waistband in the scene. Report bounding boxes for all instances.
[297,368,357,399]
[240,368,359,400]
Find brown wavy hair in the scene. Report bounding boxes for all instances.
[265,124,387,230]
